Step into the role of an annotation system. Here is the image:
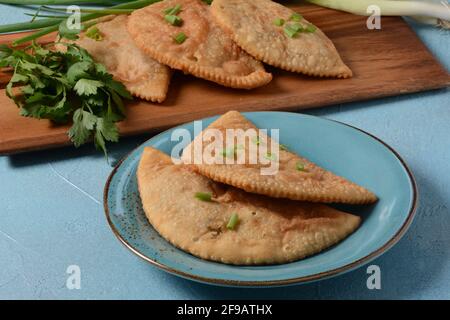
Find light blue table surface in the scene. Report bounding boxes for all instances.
[0,5,449,300]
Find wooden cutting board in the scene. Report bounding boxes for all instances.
[0,3,449,154]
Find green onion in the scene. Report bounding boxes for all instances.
[13,25,59,46]
[296,162,306,171]
[85,26,103,41]
[0,18,64,34]
[174,32,187,44]
[290,12,303,21]
[264,152,277,161]
[283,25,298,38]
[194,192,212,202]
[305,24,317,33]
[279,144,288,151]
[164,4,182,15]
[273,18,285,26]
[220,146,234,158]
[226,213,239,230]
[306,0,450,29]
[0,0,118,4]
[252,136,261,145]
[10,0,162,45]
[165,14,183,26]
[41,6,134,15]
[24,13,66,20]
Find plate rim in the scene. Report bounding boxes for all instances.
[103,111,418,287]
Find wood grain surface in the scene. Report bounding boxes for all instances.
[0,3,449,154]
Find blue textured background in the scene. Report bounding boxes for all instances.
[0,5,449,299]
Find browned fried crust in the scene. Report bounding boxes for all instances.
[211,0,352,78]
[127,0,272,89]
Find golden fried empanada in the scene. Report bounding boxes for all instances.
[211,0,352,78]
[127,0,272,89]
[73,15,171,102]
[137,147,361,265]
[182,111,377,204]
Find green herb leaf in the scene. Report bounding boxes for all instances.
[2,43,131,156]
[273,18,285,26]
[96,117,119,142]
[226,213,239,230]
[74,79,103,96]
[174,32,187,44]
[69,109,92,147]
[66,61,92,83]
[195,192,213,202]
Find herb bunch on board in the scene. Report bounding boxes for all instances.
[0,42,132,155]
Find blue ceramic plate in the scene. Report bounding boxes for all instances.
[104,112,417,287]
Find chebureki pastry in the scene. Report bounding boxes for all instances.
[182,111,377,204]
[137,147,361,265]
[210,0,352,78]
[127,0,272,89]
[71,15,171,102]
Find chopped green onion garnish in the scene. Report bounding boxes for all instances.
[195,192,212,202]
[290,12,303,21]
[85,26,103,41]
[264,152,277,161]
[221,146,241,158]
[164,4,182,15]
[280,144,288,151]
[226,213,239,230]
[296,162,306,171]
[305,24,317,33]
[273,18,285,26]
[220,148,233,158]
[165,14,183,26]
[252,136,261,145]
[174,32,187,44]
[290,23,303,32]
[284,25,298,38]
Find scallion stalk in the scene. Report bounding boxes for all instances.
[307,0,450,28]
[0,18,65,33]
[41,6,135,15]
[10,0,161,45]
[0,0,120,4]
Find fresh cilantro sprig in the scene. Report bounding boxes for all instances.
[0,42,132,156]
